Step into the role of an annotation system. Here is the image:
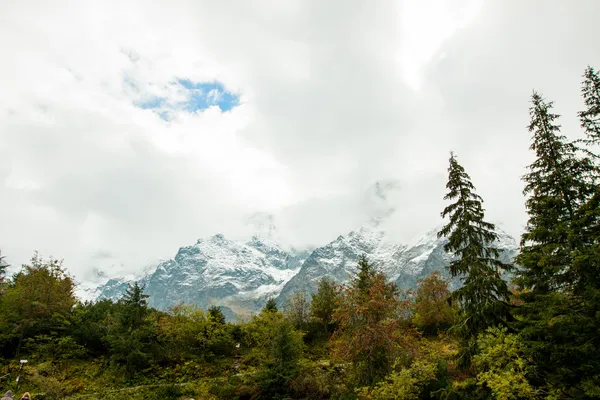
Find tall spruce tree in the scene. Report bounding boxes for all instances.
[515,90,600,396]
[438,152,511,366]
[516,92,593,294]
[579,66,600,149]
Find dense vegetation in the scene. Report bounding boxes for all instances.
[1,66,600,399]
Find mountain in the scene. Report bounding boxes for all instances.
[92,222,518,320]
[277,224,518,306]
[95,233,309,320]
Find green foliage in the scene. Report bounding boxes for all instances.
[473,327,538,400]
[356,359,438,400]
[0,254,76,358]
[332,255,416,385]
[263,297,278,313]
[516,92,593,294]
[207,305,226,324]
[105,282,158,375]
[310,277,339,335]
[258,318,305,398]
[579,66,600,147]
[514,84,600,397]
[412,272,457,336]
[438,152,512,367]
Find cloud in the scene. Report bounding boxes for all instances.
[0,0,599,282]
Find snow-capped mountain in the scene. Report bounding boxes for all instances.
[277,224,518,306]
[90,180,519,320]
[94,233,309,320]
[92,223,518,320]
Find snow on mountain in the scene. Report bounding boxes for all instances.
[88,180,519,319]
[93,232,307,320]
[276,223,519,306]
[89,223,519,320]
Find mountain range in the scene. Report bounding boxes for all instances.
[87,222,518,321]
[82,180,518,321]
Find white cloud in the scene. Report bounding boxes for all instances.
[0,0,599,283]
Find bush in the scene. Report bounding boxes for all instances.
[356,359,437,400]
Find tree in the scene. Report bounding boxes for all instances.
[513,84,600,397]
[412,272,456,336]
[259,318,305,398]
[310,277,338,334]
[438,152,512,367]
[107,282,157,374]
[0,253,76,357]
[263,297,278,313]
[516,92,593,294]
[208,305,226,324]
[331,256,415,385]
[285,290,310,329]
[579,66,600,149]
[472,327,539,400]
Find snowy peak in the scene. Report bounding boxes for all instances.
[276,223,519,305]
[91,223,519,320]
[94,232,304,320]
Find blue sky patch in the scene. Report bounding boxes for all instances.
[177,79,239,112]
[128,76,240,120]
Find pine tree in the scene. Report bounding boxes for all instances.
[310,277,338,334]
[514,90,600,396]
[207,305,226,324]
[579,66,600,150]
[356,254,374,294]
[516,92,593,294]
[120,282,150,331]
[438,152,512,366]
[263,297,278,313]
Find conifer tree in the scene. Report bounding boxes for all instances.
[515,90,600,396]
[579,66,600,149]
[263,297,278,313]
[516,92,593,294]
[438,152,511,366]
[310,277,338,334]
[208,305,226,324]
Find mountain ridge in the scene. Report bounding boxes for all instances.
[89,222,518,320]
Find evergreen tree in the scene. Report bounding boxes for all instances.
[120,282,150,331]
[356,254,375,294]
[515,90,600,396]
[108,282,157,374]
[516,92,593,294]
[438,152,512,366]
[310,277,338,334]
[263,297,278,313]
[579,66,600,149]
[207,305,226,324]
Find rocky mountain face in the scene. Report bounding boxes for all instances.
[277,224,518,306]
[92,224,518,320]
[95,234,308,320]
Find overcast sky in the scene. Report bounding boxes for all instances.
[1,0,599,282]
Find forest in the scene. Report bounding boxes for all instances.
[1,65,600,399]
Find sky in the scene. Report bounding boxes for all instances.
[1,0,599,283]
